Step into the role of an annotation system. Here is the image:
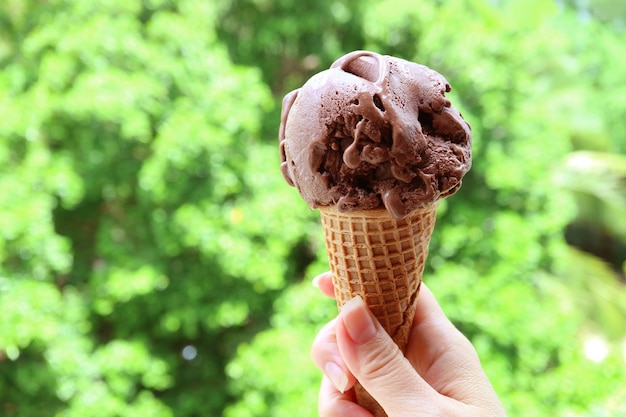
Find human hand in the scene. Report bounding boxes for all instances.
[311,271,507,417]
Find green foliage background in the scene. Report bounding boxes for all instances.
[1,0,625,416]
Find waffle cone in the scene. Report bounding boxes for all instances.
[319,203,439,417]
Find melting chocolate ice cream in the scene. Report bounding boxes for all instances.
[279,51,471,219]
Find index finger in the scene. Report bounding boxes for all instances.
[407,283,492,404]
[313,272,336,298]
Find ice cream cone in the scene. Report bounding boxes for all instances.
[319,203,439,417]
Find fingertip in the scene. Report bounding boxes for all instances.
[312,272,325,288]
[313,271,336,298]
[339,296,378,345]
[311,318,357,394]
[324,362,350,394]
[413,282,448,325]
[318,376,373,417]
[417,282,435,303]
[311,318,338,368]
[411,282,459,347]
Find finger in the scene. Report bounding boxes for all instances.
[318,376,373,417]
[311,318,356,393]
[336,296,443,416]
[408,283,482,376]
[407,284,501,409]
[412,283,450,326]
[312,271,336,298]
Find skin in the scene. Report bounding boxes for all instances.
[311,271,507,417]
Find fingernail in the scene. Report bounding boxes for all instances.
[341,296,377,344]
[324,362,349,393]
[312,273,323,288]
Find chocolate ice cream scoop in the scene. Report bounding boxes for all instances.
[279,50,471,218]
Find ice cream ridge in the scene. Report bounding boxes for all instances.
[279,50,471,417]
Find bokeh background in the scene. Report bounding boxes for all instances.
[1,0,625,416]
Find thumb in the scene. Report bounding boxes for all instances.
[336,296,441,416]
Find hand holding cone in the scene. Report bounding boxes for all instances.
[320,205,438,416]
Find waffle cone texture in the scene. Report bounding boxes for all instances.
[319,203,439,417]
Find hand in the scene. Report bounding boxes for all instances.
[311,272,507,417]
